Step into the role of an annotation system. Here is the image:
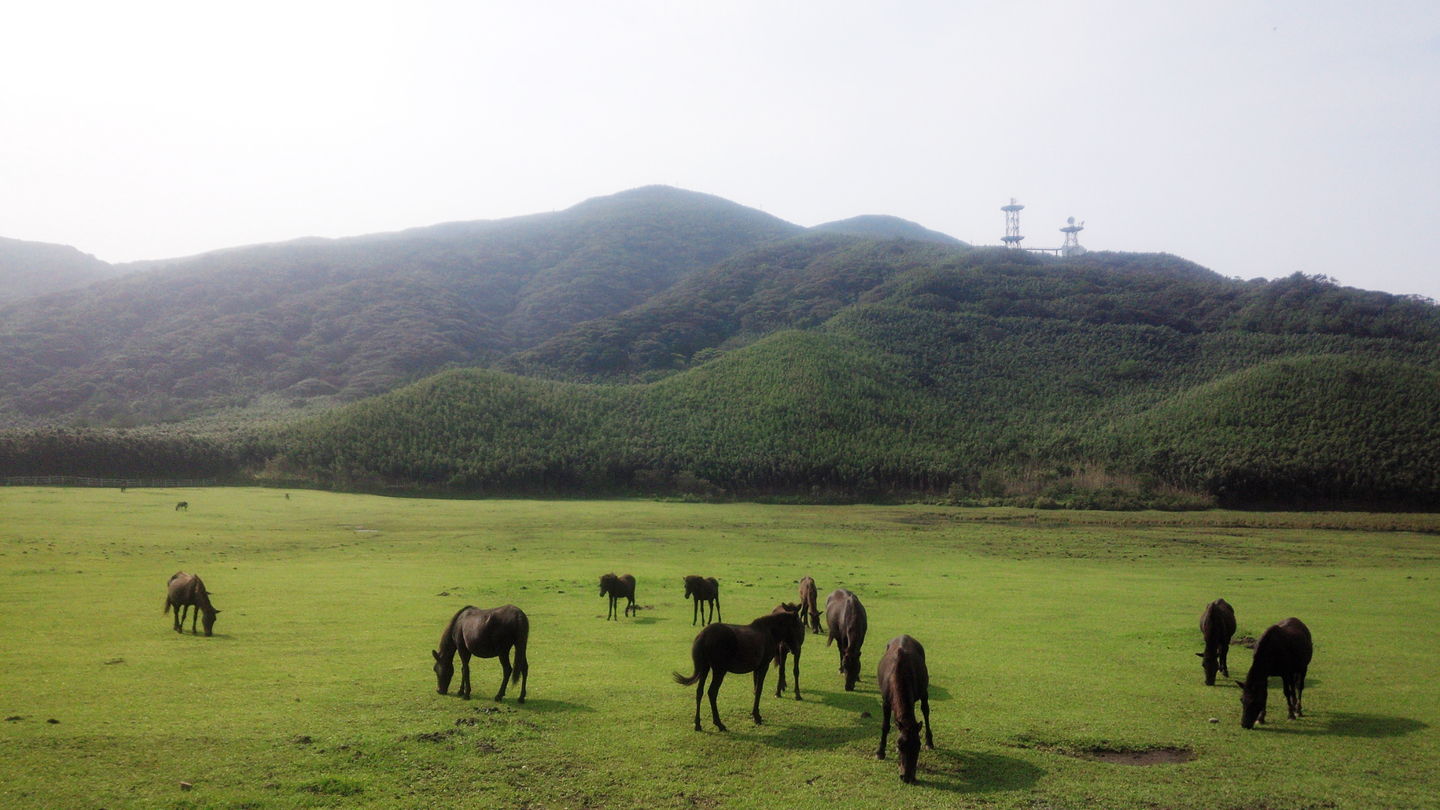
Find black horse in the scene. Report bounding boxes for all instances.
[798,575,822,634]
[876,635,935,784]
[684,575,721,626]
[1197,598,1237,685]
[432,605,529,703]
[673,610,806,731]
[599,573,637,620]
[164,571,220,636]
[1238,617,1312,729]
[770,603,804,700]
[826,588,868,691]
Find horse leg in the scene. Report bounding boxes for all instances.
[1219,641,1230,678]
[876,700,892,759]
[691,666,709,732]
[708,670,728,732]
[692,598,699,626]
[458,649,472,700]
[1295,668,1306,717]
[171,601,181,632]
[627,596,635,617]
[921,694,934,749]
[791,648,802,701]
[775,648,787,698]
[714,596,721,624]
[494,651,512,702]
[751,668,766,725]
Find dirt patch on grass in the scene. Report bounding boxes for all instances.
[1085,747,1194,765]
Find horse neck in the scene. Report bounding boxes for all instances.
[885,659,919,724]
[437,609,467,659]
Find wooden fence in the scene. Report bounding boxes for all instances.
[3,476,218,488]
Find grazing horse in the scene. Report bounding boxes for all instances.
[599,573,637,620]
[684,575,721,626]
[1238,617,1312,729]
[826,588,868,691]
[432,605,529,703]
[174,501,188,511]
[1197,598,1237,685]
[164,571,220,636]
[673,609,806,731]
[876,635,935,784]
[769,603,804,700]
[798,575,822,634]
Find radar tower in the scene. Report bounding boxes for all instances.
[1060,217,1086,257]
[1001,198,1025,248]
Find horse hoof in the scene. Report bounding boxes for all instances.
[876,752,886,760]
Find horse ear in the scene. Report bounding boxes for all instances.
[1195,652,1204,658]
[432,650,440,660]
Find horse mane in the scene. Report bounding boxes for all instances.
[438,605,476,652]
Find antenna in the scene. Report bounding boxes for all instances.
[1060,216,1086,257]
[1001,198,1025,248]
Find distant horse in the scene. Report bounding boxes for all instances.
[673,610,806,731]
[175,501,188,511]
[876,635,935,784]
[600,573,637,620]
[1197,598,1237,685]
[432,605,529,703]
[826,588,868,691]
[1237,617,1312,729]
[770,603,805,700]
[798,575,822,634]
[684,575,721,626]
[164,571,220,636]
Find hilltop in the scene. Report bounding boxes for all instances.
[0,237,120,304]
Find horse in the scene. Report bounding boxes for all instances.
[175,501,188,511]
[164,571,220,636]
[1237,617,1312,729]
[683,575,721,626]
[432,604,529,703]
[769,603,804,700]
[1196,598,1237,685]
[798,575,822,634]
[673,609,806,731]
[599,573,637,620]
[876,635,935,784]
[825,588,868,691]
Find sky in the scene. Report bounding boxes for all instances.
[3,1,1438,299]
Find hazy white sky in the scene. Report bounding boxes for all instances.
[3,1,1437,298]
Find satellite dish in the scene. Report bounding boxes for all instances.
[1067,217,1075,225]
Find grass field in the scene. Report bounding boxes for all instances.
[1,488,1437,809]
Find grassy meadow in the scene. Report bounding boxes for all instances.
[1,488,1437,809]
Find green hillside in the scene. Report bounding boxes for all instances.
[0,187,799,426]
[0,236,118,304]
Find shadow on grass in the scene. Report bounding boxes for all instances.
[629,616,666,625]
[915,749,1047,794]
[738,718,873,750]
[517,698,595,714]
[1260,712,1427,738]
[813,688,877,715]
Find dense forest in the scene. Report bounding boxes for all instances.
[4,188,1439,509]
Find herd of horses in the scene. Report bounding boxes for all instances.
[162,569,1315,785]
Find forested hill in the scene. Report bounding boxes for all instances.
[0,186,801,425]
[0,237,119,304]
[270,244,1440,509]
[809,215,967,245]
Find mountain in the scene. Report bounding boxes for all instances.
[810,215,966,245]
[0,186,801,426]
[0,237,118,304]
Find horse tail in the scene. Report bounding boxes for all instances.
[512,613,529,685]
[164,597,172,615]
[673,634,706,686]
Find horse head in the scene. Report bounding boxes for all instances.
[842,650,862,691]
[202,607,220,637]
[895,715,923,783]
[1237,679,1266,728]
[1197,651,1219,685]
[432,649,455,694]
[599,574,614,596]
[683,576,698,599]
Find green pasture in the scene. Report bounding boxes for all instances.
[1,488,1436,809]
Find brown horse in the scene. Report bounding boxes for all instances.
[826,588,868,691]
[1238,617,1311,729]
[770,603,804,700]
[684,575,721,626]
[174,501,188,511]
[164,571,220,636]
[600,573,637,620]
[876,635,935,784]
[1197,598,1237,685]
[673,610,805,731]
[798,575,822,634]
[432,605,529,703]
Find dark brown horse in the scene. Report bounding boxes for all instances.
[599,573,637,620]
[1197,598,1237,685]
[876,635,935,784]
[432,605,529,703]
[164,571,220,636]
[798,575,822,634]
[174,501,188,511]
[770,603,804,700]
[673,610,806,731]
[1238,617,1312,729]
[684,575,721,626]
[826,588,868,691]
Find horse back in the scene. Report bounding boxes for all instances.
[1254,617,1312,675]
[167,572,201,604]
[878,635,929,708]
[1200,599,1236,646]
[825,589,867,648]
[458,604,529,658]
[698,621,773,674]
